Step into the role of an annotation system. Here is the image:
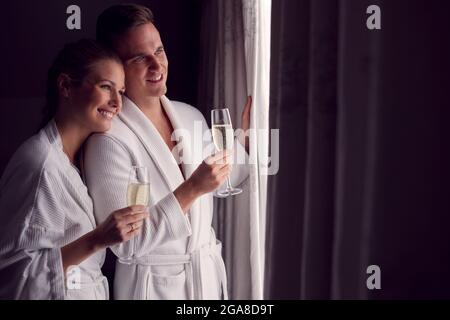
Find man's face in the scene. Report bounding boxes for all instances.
[113,23,168,102]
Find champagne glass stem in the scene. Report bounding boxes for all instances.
[226,177,233,191]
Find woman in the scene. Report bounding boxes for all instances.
[0,39,148,299]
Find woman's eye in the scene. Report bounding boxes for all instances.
[101,85,112,91]
[119,90,125,96]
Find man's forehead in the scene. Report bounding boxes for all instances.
[116,23,163,55]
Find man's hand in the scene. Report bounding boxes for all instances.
[188,150,232,195]
[240,96,252,153]
[174,151,232,213]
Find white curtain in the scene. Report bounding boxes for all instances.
[204,0,271,300]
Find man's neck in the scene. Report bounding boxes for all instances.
[130,95,164,120]
[128,94,176,149]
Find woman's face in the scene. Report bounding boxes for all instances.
[67,59,125,133]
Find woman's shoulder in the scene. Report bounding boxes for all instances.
[1,129,64,185]
[0,131,59,221]
[6,131,50,170]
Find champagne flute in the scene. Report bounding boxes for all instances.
[127,166,150,206]
[211,108,242,197]
[119,166,150,264]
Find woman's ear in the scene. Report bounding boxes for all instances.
[56,73,72,99]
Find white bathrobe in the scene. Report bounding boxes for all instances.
[83,96,248,300]
[0,120,108,300]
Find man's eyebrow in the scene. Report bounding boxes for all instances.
[126,47,164,61]
[126,53,146,61]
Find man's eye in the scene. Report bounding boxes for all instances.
[134,56,146,63]
[155,48,164,55]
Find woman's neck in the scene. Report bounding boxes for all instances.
[54,115,90,166]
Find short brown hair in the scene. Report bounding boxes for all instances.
[96,4,154,47]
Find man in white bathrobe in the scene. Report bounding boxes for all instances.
[83,4,250,299]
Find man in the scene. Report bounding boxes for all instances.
[83,4,251,300]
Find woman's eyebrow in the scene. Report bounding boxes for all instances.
[99,79,116,86]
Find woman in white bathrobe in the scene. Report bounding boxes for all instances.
[0,39,148,299]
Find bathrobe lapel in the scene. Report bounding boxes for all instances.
[160,96,202,252]
[118,96,185,192]
[45,121,97,229]
[119,96,201,253]
[159,96,196,179]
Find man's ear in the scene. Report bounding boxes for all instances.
[57,73,72,99]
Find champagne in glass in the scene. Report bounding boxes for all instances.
[120,166,150,264]
[127,183,150,206]
[211,108,242,197]
[212,124,234,152]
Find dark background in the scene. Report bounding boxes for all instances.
[0,0,203,175]
[0,0,204,298]
[265,0,450,299]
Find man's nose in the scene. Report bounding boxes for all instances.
[147,55,161,71]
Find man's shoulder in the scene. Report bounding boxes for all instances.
[108,116,132,136]
[85,118,135,150]
[170,99,205,121]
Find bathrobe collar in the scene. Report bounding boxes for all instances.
[118,96,195,192]
[45,119,97,229]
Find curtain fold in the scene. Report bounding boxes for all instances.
[266,0,450,299]
[197,0,271,299]
[242,0,271,300]
[300,0,338,299]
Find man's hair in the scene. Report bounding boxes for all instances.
[96,4,154,47]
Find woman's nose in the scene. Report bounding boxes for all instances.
[109,90,121,108]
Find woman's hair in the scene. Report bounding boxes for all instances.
[41,38,122,127]
[96,4,154,48]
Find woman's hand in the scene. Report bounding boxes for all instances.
[61,205,148,273]
[92,205,149,250]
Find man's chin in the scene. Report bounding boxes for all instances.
[147,86,167,98]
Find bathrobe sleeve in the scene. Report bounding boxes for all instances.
[0,169,66,300]
[229,135,250,187]
[83,134,192,260]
